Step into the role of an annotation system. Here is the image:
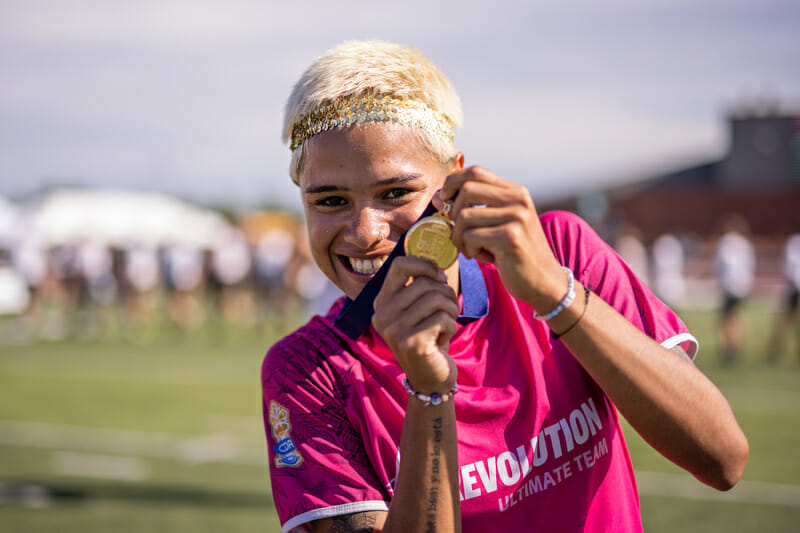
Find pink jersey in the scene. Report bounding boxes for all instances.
[262,211,697,532]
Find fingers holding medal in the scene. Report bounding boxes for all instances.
[434,166,568,305]
[404,165,548,279]
[404,201,459,269]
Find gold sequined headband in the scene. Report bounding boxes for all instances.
[290,94,454,151]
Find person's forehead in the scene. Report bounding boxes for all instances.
[299,124,441,188]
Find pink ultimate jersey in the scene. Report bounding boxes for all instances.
[262,211,698,532]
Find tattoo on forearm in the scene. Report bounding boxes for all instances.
[426,416,444,532]
[329,511,377,533]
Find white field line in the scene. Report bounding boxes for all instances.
[52,451,149,481]
[2,420,799,507]
[637,471,800,508]
[0,420,265,466]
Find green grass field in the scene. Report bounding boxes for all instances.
[1,303,798,532]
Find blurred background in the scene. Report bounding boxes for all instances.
[1,1,799,531]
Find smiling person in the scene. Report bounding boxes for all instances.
[261,41,748,533]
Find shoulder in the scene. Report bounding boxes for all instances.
[539,210,595,245]
[539,209,587,228]
[538,210,610,268]
[261,300,350,387]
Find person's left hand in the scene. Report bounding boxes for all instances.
[437,165,566,312]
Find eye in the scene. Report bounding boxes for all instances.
[384,188,412,201]
[314,196,348,208]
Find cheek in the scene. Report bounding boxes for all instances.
[395,193,436,229]
[396,209,420,231]
[307,225,333,256]
[305,216,343,265]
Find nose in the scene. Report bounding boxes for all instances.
[343,206,390,250]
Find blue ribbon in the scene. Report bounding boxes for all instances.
[334,203,488,340]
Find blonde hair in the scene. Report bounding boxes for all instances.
[283,40,463,184]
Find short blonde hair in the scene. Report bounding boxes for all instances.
[283,40,463,184]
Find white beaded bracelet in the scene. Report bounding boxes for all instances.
[533,266,576,321]
[403,378,458,406]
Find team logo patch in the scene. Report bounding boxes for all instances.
[269,400,303,468]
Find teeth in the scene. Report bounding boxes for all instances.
[348,256,386,275]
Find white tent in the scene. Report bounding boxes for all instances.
[0,195,22,248]
[20,188,235,249]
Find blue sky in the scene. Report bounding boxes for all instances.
[1,0,798,212]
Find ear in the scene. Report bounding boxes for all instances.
[449,152,465,173]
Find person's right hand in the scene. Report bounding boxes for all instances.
[372,255,459,394]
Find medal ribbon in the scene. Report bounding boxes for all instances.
[334,202,489,340]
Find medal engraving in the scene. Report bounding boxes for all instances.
[404,214,458,269]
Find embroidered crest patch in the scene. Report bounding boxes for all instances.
[269,400,303,468]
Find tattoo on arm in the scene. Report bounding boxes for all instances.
[328,511,378,533]
[425,416,444,532]
[319,417,446,532]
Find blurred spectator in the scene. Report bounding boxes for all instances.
[10,239,48,338]
[12,240,48,293]
[75,240,118,338]
[124,245,162,294]
[651,233,686,307]
[287,227,343,321]
[0,188,351,343]
[209,229,255,326]
[162,242,206,330]
[296,262,341,320]
[254,228,295,291]
[0,189,336,344]
[121,244,163,335]
[714,215,755,365]
[766,233,800,364]
[47,244,83,338]
[77,240,116,305]
[253,227,298,328]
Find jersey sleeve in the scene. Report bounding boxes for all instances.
[262,329,389,533]
[540,211,698,358]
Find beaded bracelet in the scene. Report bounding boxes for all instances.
[533,266,576,321]
[403,377,458,406]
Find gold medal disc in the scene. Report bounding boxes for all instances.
[404,216,458,269]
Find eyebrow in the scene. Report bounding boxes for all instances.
[303,174,423,195]
[303,184,345,195]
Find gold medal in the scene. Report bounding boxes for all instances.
[404,202,458,269]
